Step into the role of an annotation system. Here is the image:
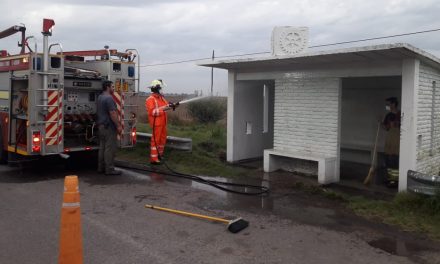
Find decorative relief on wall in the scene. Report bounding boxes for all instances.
[272,27,308,56]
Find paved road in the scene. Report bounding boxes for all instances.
[0,161,439,264]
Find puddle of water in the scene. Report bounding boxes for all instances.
[82,168,168,186]
[0,163,338,227]
[5,162,440,260]
[118,168,156,182]
[187,173,438,258]
[190,175,268,197]
[185,173,338,227]
[368,237,427,257]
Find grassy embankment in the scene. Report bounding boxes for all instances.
[116,122,254,178]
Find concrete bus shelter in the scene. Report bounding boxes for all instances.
[200,43,440,192]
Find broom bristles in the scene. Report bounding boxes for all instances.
[364,167,375,185]
[227,218,249,233]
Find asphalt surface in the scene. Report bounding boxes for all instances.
[1,160,440,264]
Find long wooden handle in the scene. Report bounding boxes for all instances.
[363,122,381,185]
[371,122,381,166]
[145,204,230,224]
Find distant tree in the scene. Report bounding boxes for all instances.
[187,98,226,123]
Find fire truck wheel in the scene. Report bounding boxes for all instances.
[0,129,7,164]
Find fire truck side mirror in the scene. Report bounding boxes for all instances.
[42,19,55,36]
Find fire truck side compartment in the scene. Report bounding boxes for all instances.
[63,76,102,148]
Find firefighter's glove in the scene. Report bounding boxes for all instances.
[169,103,176,111]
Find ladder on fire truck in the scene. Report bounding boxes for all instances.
[35,43,64,155]
[35,73,64,154]
[116,48,140,148]
[114,78,138,148]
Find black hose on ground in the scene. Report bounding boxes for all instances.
[141,111,270,196]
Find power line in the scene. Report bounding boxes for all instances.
[139,51,271,67]
[139,57,211,67]
[216,51,271,58]
[309,28,440,48]
[139,27,440,67]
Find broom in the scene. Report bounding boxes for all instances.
[145,204,249,234]
[363,122,381,185]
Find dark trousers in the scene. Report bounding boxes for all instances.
[98,126,117,173]
[384,154,399,169]
[384,154,399,182]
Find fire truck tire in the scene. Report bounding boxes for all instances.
[0,129,7,164]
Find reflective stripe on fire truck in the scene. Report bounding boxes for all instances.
[45,90,63,145]
[111,91,123,141]
[7,146,29,156]
[0,91,10,99]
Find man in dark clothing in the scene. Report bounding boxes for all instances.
[97,80,122,175]
[382,97,400,187]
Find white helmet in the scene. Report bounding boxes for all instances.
[150,79,166,89]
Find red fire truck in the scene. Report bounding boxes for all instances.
[0,18,139,164]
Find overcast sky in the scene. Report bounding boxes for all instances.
[1,0,440,95]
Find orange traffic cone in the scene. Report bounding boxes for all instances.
[59,176,83,264]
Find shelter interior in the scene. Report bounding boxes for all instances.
[340,76,401,189]
[233,76,402,190]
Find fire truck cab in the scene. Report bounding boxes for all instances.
[0,18,138,163]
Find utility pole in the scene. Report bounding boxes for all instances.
[211,50,215,96]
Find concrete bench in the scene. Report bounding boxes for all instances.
[264,149,338,184]
[136,132,192,151]
[340,143,384,164]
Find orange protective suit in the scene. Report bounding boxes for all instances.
[145,93,169,163]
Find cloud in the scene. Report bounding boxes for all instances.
[1,0,440,95]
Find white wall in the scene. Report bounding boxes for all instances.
[273,76,340,158]
[416,63,440,175]
[400,59,419,191]
[227,77,274,162]
[340,77,401,164]
[237,60,402,81]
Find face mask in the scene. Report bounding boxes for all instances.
[386,106,391,111]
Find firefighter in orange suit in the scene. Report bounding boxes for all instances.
[145,79,178,164]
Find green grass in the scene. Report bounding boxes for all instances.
[348,192,440,239]
[292,182,440,239]
[117,122,254,177]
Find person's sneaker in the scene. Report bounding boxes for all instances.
[150,161,161,165]
[105,170,122,175]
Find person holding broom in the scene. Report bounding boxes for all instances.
[382,97,400,188]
